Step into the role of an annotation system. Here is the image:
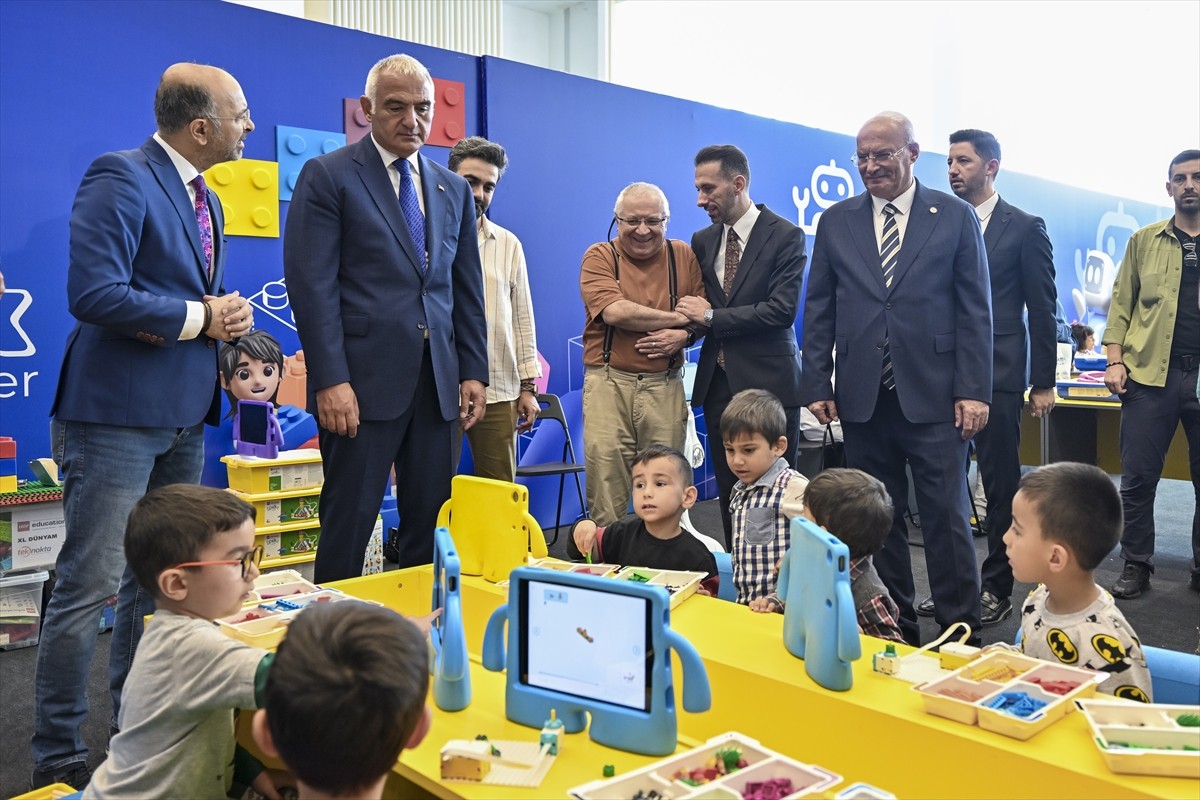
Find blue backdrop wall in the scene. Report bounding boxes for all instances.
[0,0,1172,523]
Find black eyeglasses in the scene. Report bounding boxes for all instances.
[171,545,263,580]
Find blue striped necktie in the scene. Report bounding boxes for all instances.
[880,203,899,389]
[394,158,427,274]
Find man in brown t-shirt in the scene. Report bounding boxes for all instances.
[579,182,706,525]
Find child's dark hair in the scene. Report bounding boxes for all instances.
[1017,462,1121,570]
[1069,322,1094,352]
[264,602,429,796]
[721,388,786,444]
[631,444,693,488]
[125,484,255,597]
[802,468,893,559]
[218,330,285,418]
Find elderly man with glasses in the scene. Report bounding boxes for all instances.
[801,112,993,647]
[578,182,706,525]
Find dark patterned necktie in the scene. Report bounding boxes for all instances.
[717,229,741,369]
[880,203,899,389]
[191,175,213,279]
[394,158,427,274]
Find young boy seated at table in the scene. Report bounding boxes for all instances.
[722,388,809,605]
[569,445,719,595]
[1000,462,1152,701]
[86,484,282,800]
[748,468,904,644]
[251,602,432,800]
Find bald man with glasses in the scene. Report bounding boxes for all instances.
[579,182,706,525]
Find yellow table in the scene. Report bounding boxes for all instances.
[1019,395,1191,480]
[309,570,1197,798]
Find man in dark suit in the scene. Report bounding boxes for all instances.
[676,145,807,550]
[801,112,993,645]
[284,54,487,582]
[33,63,255,788]
[914,129,1057,626]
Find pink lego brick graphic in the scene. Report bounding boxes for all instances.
[344,98,370,145]
[204,159,279,238]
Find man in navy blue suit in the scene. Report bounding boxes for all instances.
[284,54,487,581]
[801,112,993,645]
[33,63,255,788]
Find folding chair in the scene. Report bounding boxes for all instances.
[515,393,587,545]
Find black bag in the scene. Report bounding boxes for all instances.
[820,423,846,471]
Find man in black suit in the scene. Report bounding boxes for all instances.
[676,145,807,550]
[801,112,992,645]
[915,129,1058,627]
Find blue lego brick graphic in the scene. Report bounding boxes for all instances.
[276,126,346,202]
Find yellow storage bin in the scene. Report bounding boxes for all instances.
[218,588,382,649]
[229,486,320,526]
[10,783,78,799]
[222,450,323,494]
[256,518,321,569]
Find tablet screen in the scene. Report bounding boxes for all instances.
[518,577,653,711]
[238,401,269,445]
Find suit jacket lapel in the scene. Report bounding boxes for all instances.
[728,207,769,301]
[419,153,447,277]
[208,196,225,292]
[143,138,208,276]
[354,137,423,276]
[849,195,884,291]
[887,183,938,291]
[983,197,1011,256]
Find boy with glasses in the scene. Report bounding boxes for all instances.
[85,484,283,799]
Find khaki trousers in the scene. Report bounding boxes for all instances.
[582,365,686,526]
[455,399,520,482]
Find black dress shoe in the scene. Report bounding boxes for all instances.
[1111,561,1151,599]
[916,596,936,617]
[979,591,1013,627]
[382,526,400,564]
[31,762,91,791]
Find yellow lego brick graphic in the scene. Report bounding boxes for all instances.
[204,159,279,238]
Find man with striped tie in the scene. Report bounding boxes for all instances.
[801,112,993,646]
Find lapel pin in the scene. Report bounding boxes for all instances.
[437,184,445,192]
[930,207,938,214]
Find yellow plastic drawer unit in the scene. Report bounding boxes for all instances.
[1077,698,1200,778]
[914,651,1106,740]
[569,732,843,800]
[0,569,49,650]
[256,518,321,568]
[222,450,323,494]
[218,589,383,649]
[229,486,320,526]
[614,566,707,609]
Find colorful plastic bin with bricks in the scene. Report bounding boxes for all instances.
[0,436,17,494]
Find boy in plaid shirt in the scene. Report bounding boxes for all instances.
[750,468,904,643]
[723,389,809,604]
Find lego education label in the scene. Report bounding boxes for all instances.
[1,502,65,571]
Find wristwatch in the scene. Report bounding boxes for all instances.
[520,381,537,394]
[703,308,714,325]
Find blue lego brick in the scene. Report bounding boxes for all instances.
[276,126,346,202]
